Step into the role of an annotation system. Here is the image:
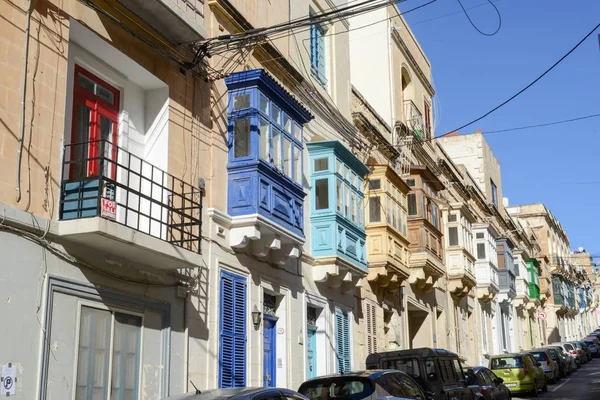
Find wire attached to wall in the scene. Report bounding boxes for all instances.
[456,0,502,36]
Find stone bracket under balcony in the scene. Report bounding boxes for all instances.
[209,209,303,266]
[476,285,499,302]
[448,272,477,299]
[312,256,366,293]
[367,263,409,293]
[513,296,529,312]
[408,251,445,291]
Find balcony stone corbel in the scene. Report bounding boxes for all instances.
[230,224,261,249]
[252,235,281,257]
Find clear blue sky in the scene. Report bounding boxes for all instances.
[397,0,600,255]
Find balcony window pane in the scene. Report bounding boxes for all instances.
[344,185,349,216]
[283,114,291,133]
[449,227,458,246]
[314,157,328,172]
[368,179,381,190]
[358,197,364,226]
[386,196,392,224]
[259,117,269,161]
[233,93,250,110]
[233,119,250,158]
[351,192,356,223]
[336,179,342,212]
[476,232,484,239]
[448,214,457,222]
[407,194,417,216]
[294,146,302,184]
[272,105,281,125]
[369,196,381,223]
[294,122,302,141]
[337,159,343,175]
[272,129,281,169]
[477,243,486,260]
[283,137,292,177]
[315,178,329,210]
[259,93,269,114]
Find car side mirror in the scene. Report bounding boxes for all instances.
[495,378,504,385]
[536,362,542,367]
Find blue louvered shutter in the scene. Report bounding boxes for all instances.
[219,271,247,388]
[335,309,351,373]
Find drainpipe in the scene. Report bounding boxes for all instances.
[388,22,397,146]
[16,0,33,203]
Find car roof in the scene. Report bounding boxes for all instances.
[300,369,403,383]
[490,353,522,358]
[464,366,491,373]
[163,388,305,400]
[365,348,459,363]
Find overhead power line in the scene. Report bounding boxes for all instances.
[456,0,502,36]
[444,21,600,135]
[483,113,600,134]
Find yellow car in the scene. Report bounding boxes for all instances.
[489,353,547,396]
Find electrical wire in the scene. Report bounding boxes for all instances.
[456,0,502,36]
[483,113,600,134]
[444,21,600,135]
[411,0,501,26]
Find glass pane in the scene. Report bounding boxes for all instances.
[344,185,349,217]
[111,313,142,400]
[315,178,329,210]
[314,158,328,172]
[72,103,91,179]
[283,114,291,133]
[368,179,381,190]
[294,146,302,184]
[271,105,281,125]
[99,115,114,177]
[233,119,250,158]
[259,118,269,161]
[283,137,292,177]
[259,93,269,114]
[358,198,364,226]
[336,179,342,212]
[272,129,281,169]
[449,227,459,246]
[351,193,356,223]
[78,73,96,93]
[96,84,115,105]
[294,122,301,141]
[233,93,250,110]
[76,307,112,400]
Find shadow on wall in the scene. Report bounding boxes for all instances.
[548,326,560,344]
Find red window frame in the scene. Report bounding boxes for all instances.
[70,65,120,180]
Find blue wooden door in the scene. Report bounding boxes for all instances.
[307,325,317,379]
[263,315,278,387]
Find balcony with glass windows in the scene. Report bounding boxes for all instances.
[538,258,552,305]
[497,238,517,302]
[405,166,445,291]
[473,224,500,302]
[444,204,477,299]
[513,260,531,312]
[115,0,207,44]
[307,140,371,292]
[552,276,568,315]
[364,165,411,292]
[59,139,203,270]
[224,69,313,265]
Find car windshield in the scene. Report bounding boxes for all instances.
[585,340,595,345]
[531,352,547,361]
[299,377,374,400]
[564,344,574,350]
[490,357,523,369]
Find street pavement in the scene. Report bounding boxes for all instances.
[513,359,600,400]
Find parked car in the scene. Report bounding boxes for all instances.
[549,343,577,372]
[366,348,475,400]
[298,370,433,400]
[569,341,588,364]
[464,366,511,400]
[584,336,600,358]
[489,353,547,396]
[553,342,581,367]
[577,341,592,362]
[541,346,569,377]
[163,387,311,400]
[529,349,560,383]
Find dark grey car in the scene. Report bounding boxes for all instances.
[299,370,433,400]
[163,387,310,400]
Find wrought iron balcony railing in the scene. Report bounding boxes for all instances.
[403,100,424,141]
[60,139,202,253]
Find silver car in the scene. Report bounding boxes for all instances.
[550,343,578,371]
[529,349,560,383]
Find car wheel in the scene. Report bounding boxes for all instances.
[531,381,538,397]
[542,378,548,392]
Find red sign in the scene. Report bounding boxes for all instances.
[101,198,116,220]
[538,311,547,321]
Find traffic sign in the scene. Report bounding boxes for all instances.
[538,311,547,320]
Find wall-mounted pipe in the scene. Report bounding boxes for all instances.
[16,0,33,203]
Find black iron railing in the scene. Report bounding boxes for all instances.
[60,139,202,253]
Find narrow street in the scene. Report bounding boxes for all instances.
[514,361,600,400]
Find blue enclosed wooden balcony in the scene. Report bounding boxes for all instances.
[307,140,370,292]
[224,69,313,265]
